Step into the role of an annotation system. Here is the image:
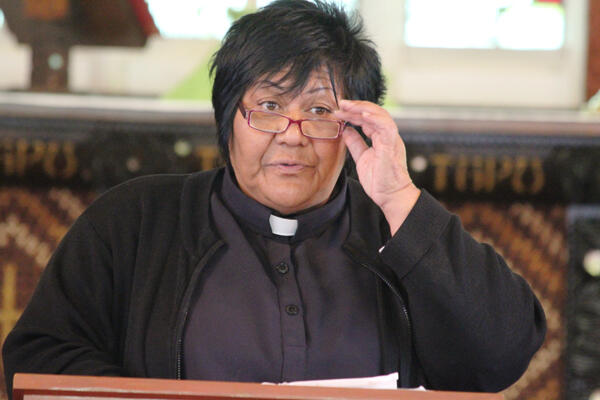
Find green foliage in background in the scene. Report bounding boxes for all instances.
[163,4,257,101]
[163,50,216,101]
[381,69,398,109]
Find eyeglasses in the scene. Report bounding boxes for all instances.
[240,105,346,140]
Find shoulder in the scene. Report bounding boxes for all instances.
[92,169,218,206]
[80,168,222,232]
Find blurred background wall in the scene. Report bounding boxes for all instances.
[0,0,593,106]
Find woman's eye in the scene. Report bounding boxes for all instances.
[310,106,331,115]
[260,101,279,111]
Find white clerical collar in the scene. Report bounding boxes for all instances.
[221,167,347,242]
[269,214,298,236]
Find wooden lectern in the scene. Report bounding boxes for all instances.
[13,373,503,400]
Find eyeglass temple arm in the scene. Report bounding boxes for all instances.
[238,103,247,118]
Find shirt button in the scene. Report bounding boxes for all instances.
[275,262,289,274]
[285,304,299,315]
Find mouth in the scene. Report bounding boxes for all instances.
[268,161,310,173]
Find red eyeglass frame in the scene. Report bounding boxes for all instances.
[238,104,346,140]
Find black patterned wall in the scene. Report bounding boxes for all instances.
[1,105,599,400]
[566,207,600,400]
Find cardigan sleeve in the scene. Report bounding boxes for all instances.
[2,213,125,398]
[379,191,547,392]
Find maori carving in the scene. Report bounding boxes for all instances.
[1,127,599,204]
[0,138,78,180]
[426,154,545,195]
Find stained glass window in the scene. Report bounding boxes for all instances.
[405,0,565,50]
[146,0,357,39]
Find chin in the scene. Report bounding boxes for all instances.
[265,187,314,215]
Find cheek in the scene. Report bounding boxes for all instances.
[316,140,347,173]
[229,128,271,174]
[336,141,347,166]
[315,140,346,180]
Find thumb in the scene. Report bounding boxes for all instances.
[342,126,368,162]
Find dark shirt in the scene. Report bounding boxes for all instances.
[182,170,382,382]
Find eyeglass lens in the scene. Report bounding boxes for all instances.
[249,111,339,138]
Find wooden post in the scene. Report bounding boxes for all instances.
[587,0,600,99]
[22,0,71,92]
[30,44,70,92]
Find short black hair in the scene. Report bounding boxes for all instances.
[210,0,386,163]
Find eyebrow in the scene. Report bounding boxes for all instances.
[250,81,339,106]
[254,80,334,94]
[305,86,334,94]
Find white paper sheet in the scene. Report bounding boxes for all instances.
[263,372,400,389]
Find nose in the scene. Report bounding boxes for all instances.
[275,119,308,146]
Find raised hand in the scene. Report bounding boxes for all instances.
[335,100,420,235]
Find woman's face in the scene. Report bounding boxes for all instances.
[229,70,347,215]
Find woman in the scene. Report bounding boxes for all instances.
[3,0,546,395]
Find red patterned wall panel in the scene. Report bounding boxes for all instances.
[448,202,567,400]
[0,187,96,399]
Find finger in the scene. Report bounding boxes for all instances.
[335,104,386,121]
[337,100,392,124]
[359,111,400,145]
[342,125,369,162]
[336,115,377,141]
[335,110,396,141]
[336,100,391,121]
[338,99,384,115]
[335,109,383,129]
[334,111,374,133]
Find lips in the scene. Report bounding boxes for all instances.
[267,160,311,173]
[269,159,309,166]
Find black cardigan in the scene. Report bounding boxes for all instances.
[3,168,546,395]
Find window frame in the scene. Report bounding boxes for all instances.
[360,0,589,108]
